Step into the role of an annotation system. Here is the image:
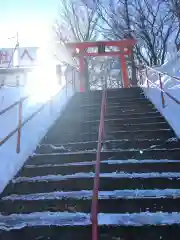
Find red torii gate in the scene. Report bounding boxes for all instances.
[66,39,136,92]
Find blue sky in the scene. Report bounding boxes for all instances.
[0,0,60,47]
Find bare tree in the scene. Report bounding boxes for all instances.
[133,0,176,66]
[54,0,100,90]
[54,0,99,43]
[98,0,176,66]
[162,0,180,50]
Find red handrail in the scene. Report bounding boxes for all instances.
[0,87,64,153]
[145,65,180,83]
[138,66,180,108]
[91,89,106,240]
[0,95,29,116]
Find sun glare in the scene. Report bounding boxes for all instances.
[24,29,63,103]
[25,64,61,103]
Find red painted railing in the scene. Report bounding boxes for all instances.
[0,88,65,153]
[138,65,180,108]
[0,62,77,153]
[0,95,30,152]
[91,88,107,240]
[0,95,29,116]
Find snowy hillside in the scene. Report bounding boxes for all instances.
[141,51,180,138]
[157,51,180,77]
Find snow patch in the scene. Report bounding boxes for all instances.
[12,172,180,183]
[3,189,180,201]
[24,159,180,168]
[33,146,180,155]
[32,145,180,157]
[167,137,178,142]
[1,212,180,230]
[40,138,172,147]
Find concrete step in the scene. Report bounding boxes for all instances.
[80,110,159,119]
[80,97,147,105]
[79,87,142,98]
[103,107,156,115]
[3,177,180,195]
[3,187,180,200]
[105,129,174,140]
[1,197,180,214]
[45,127,174,144]
[83,116,165,124]
[27,149,180,165]
[55,122,170,134]
[82,105,156,115]
[63,109,161,119]
[58,124,172,144]
[52,116,166,131]
[78,111,162,121]
[46,117,167,140]
[50,129,174,143]
[18,161,180,177]
[0,225,179,240]
[80,102,154,109]
[80,92,144,98]
[36,139,180,153]
[105,121,169,129]
[70,104,155,115]
[80,99,151,109]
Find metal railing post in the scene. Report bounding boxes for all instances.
[146,68,149,89]
[66,77,68,98]
[91,89,106,240]
[140,71,143,85]
[0,89,63,151]
[159,73,165,108]
[16,101,22,153]
[50,97,53,114]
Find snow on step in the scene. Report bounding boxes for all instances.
[39,137,178,147]
[40,138,170,146]
[25,159,180,168]
[3,189,180,201]
[12,172,180,183]
[33,145,180,156]
[1,212,180,230]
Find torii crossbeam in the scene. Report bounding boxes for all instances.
[66,39,136,92]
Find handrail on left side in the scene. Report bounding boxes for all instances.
[0,63,77,154]
[0,88,64,153]
[91,89,107,240]
[0,95,29,116]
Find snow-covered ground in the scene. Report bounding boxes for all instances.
[0,78,74,193]
[141,51,180,138]
[157,51,180,77]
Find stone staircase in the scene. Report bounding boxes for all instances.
[1,87,180,239]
